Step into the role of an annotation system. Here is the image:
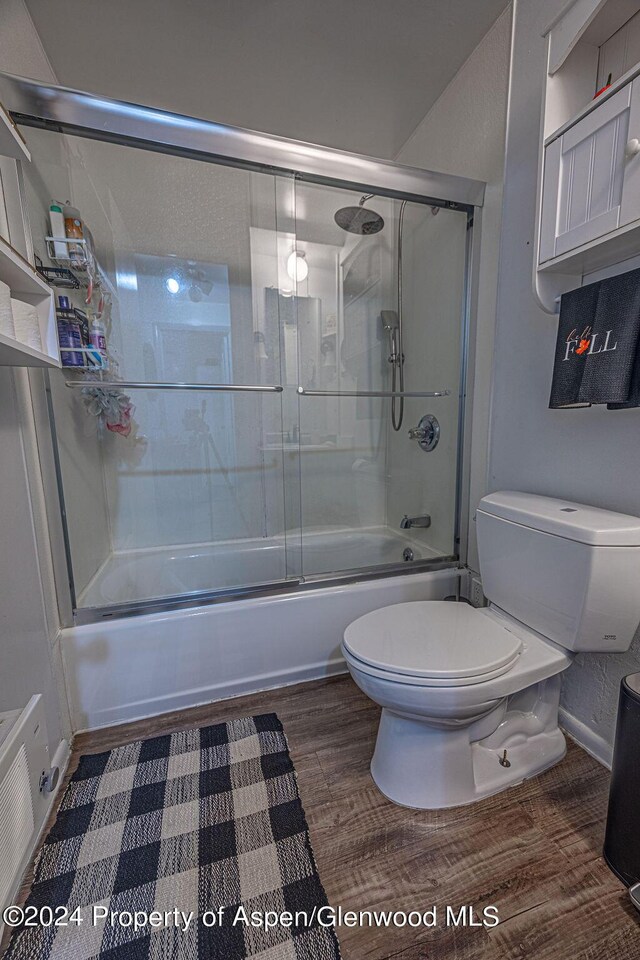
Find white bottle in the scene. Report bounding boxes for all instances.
[89,316,108,369]
[49,202,67,259]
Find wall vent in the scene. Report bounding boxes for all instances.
[0,697,52,919]
[0,744,35,908]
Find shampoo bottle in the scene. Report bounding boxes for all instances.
[49,202,67,258]
[63,204,84,261]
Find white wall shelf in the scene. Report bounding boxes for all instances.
[538,216,640,275]
[0,329,57,367]
[0,235,50,298]
[0,236,58,367]
[0,100,30,162]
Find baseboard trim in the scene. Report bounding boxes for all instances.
[559,707,613,769]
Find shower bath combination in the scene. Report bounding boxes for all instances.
[0,70,479,625]
[335,194,408,430]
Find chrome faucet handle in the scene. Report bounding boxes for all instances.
[408,414,440,452]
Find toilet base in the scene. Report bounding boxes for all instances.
[370,679,567,809]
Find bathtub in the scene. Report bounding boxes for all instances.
[78,525,431,607]
[61,566,459,731]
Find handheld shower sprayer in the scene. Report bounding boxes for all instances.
[381,309,404,427]
[381,310,401,363]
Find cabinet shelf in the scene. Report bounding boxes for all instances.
[537,218,640,277]
[0,236,59,367]
[0,330,58,367]
[0,235,50,298]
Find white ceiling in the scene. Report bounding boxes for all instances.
[24,0,508,159]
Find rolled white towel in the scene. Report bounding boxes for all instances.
[11,298,42,351]
[0,280,15,338]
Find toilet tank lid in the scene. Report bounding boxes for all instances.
[477,492,640,546]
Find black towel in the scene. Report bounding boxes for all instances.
[582,269,640,404]
[608,351,640,408]
[549,280,600,408]
[549,268,640,409]
[607,270,640,409]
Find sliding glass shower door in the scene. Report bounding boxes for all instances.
[22,127,305,614]
[292,181,468,578]
[12,85,474,621]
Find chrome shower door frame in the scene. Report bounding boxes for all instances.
[0,71,485,624]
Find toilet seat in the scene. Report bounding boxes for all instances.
[343,601,523,687]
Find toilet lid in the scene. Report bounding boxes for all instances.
[343,601,523,681]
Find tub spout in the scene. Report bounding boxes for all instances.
[400,514,431,529]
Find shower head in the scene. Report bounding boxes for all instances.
[334,194,384,235]
[381,310,399,332]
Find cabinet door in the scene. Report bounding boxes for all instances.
[620,76,640,228]
[539,84,631,263]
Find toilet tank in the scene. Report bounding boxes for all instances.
[476,492,640,653]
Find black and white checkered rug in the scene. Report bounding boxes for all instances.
[6,714,341,960]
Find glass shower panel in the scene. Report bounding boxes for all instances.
[291,183,468,576]
[386,202,467,560]
[21,127,301,613]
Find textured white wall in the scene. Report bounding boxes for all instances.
[0,0,69,751]
[395,5,512,569]
[489,0,640,764]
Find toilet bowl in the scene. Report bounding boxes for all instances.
[343,492,640,809]
[342,601,571,808]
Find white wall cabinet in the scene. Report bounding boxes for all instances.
[534,0,640,313]
[539,81,636,262]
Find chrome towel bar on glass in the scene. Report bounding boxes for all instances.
[63,382,450,398]
[64,381,284,393]
[296,387,450,398]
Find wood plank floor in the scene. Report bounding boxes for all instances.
[4,675,639,959]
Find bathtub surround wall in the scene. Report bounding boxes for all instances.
[0,0,70,759]
[489,0,640,765]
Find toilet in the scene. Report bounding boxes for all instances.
[342,492,640,809]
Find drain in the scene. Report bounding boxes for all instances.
[402,547,414,562]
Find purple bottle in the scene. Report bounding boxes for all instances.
[57,318,84,367]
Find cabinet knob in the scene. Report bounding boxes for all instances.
[625,138,640,158]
